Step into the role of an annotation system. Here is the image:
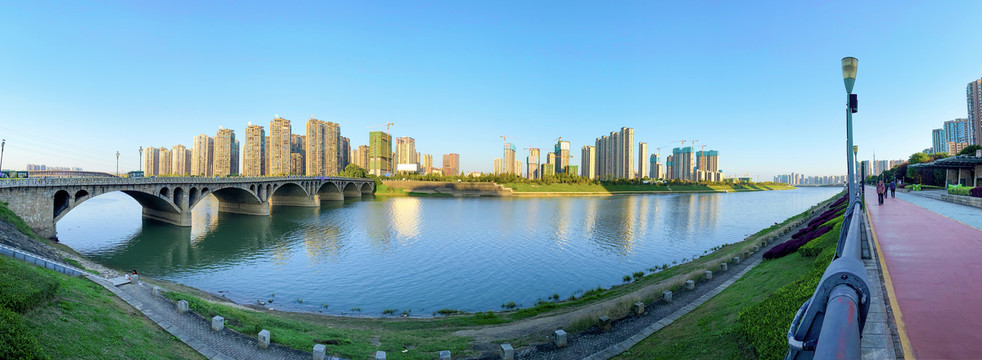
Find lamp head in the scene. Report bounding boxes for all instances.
[842,57,858,93]
[853,145,858,154]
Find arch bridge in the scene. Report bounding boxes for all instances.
[0,176,375,239]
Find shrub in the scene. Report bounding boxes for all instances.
[0,308,48,360]
[740,215,842,360]
[971,186,982,198]
[948,186,971,196]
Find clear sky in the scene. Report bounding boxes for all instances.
[1,1,980,179]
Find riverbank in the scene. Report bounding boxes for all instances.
[377,180,796,197]
[2,192,833,359]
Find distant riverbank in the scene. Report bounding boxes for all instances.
[377,180,796,197]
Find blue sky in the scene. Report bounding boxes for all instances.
[1,1,980,179]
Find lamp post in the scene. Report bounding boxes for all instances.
[0,139,5,178]
[139,146,143,172]
[116,151,120,177]
[842,57,858,206]
[853,145,860,191]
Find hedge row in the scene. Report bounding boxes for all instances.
[763,196,846,260]
[739,216,843,359]
[0,257,59,359]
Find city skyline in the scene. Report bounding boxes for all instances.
[2,2,982,179]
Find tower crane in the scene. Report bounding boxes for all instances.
[367,123,395,134]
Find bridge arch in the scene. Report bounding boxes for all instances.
[74,189,89,201]
[342,182,361,198]
[53,190,71,218]
[174,187,185,209]
[360,182,374,195]
[316,182,344,201]
[160,187,170,198]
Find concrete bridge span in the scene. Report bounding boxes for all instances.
[0,176,374,239]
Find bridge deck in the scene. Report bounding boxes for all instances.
[865,187,982,359]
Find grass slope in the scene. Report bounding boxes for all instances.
[616,200,844,360]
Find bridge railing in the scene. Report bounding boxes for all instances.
[0,176,372,189]
[785,197,870,360]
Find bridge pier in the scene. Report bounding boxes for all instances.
[269,194,320,207]
[320,192,344,201]
[142,207,192,227]
[218,201,271,216]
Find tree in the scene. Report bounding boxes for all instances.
[340,164,368,178]
[908,152,930,165]
[957,144,982,156]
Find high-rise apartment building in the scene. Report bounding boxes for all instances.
[158,147,172,175]
[264,136,271,176]
[665,155,674,180]
[967,79,982,145]
[291,134,305,176]
[442,153,459,176]
[191,135,214,176]
[932,128,948,154]
[669,147,694,181]
[269,116,292,176]
[594,127,635,180]
[421,154,433,174]
[695,150,720,181]
[493,158,502,175]
[581,145,596,179]
[396,137,418,173]
[172,145,190,176]
[244,124,266,177]
[944,118,973,144]
[144,146,160,176]
[503,142,516,175]
[527,148,540,179]
[513,159,522,176]
[554,140,570,174]
[638,142,648,179]
[369,131,393,176]
[650,154,663,179]
[213,128,236,177]
[352,145,370,169]
[340,136,350,171]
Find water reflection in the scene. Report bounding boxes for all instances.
[56,188,843,314]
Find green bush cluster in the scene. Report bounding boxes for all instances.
[948,185,972,196]
[738,216,843,359]
[0,258,60,359]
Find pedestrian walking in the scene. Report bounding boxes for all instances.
[890,180,896,198]
[877,181,885,205]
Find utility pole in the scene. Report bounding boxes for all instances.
[116,151,120,177]
[139,146,143,172]
[0,139,5,178]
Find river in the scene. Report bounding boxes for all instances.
[57,187,840,315]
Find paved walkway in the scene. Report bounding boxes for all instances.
[87,275,313,360]
[866,187,982,359]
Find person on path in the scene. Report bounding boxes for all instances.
[876,181,885,205]
[890,180,896,198]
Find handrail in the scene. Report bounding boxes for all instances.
[0,176,373,189]
[785,195,870,360]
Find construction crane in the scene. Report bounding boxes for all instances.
[367,122,395,134]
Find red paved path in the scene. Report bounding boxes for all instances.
[865,190,982,359]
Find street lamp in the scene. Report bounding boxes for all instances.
[0,139,5,178]
[853,145,860,190]
[139,146,143,172]
[116,151,120,177]
[842,57,858,206]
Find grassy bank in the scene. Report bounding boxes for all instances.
[615,194,845,359]
[0,201,203,359]
[155,193,826,358]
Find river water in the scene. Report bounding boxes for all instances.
[57,187,840,315]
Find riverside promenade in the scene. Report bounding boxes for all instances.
[865,187,982,359]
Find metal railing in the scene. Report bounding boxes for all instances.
[785,196,870,360]
[0,176,372,189]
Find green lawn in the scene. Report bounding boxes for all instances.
[0,257,204,360]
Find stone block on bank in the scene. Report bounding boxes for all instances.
[375,350,386,359]
[211,315,224,331]
[177,300,189,314]
[633,301,644,316]
[439,350,451,360]
[258,329,270,349]
[663,290,673,302]
[129,274,139,284]
[705,270,713,280]
[500,343,514,360]
[554,329,567,348]
[152,286,162,297]
[733,256,741,264]
[313,344,326,360]
[599,315,612,331]
[720,262,728,272]
[686,280,695,290]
